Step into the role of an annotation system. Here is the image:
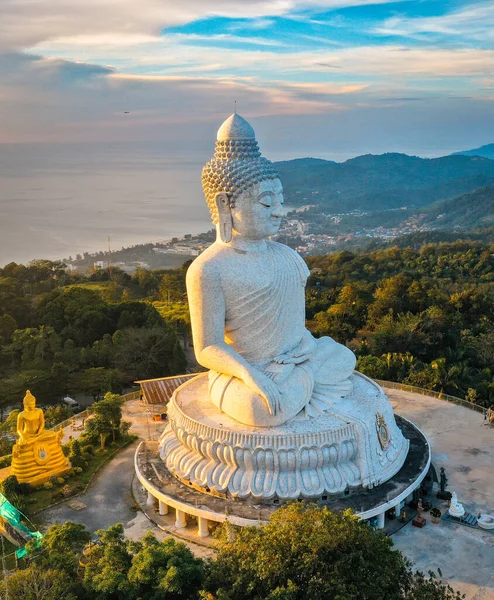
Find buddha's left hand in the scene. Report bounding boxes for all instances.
[274,331,317,365]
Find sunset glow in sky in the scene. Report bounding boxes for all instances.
[1,0,494,157]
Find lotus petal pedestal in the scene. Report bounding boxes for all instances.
[159,372,409,501]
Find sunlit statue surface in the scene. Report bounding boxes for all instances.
[11,391,70,485]
[187,113,356,427]
[159,114,409,500]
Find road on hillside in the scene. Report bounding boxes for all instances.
[37,442,138,533]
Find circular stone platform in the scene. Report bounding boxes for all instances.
[135,415,430,528]
[159,373,410,500]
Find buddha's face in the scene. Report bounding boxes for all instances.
[24,394,35,411]
[231,178,285,240]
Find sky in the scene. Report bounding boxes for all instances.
[1,0,494,158]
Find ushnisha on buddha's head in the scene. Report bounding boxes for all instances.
[202,113,285,243]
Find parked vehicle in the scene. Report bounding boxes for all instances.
[61,396,81,411]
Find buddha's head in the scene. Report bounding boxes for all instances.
[23,390,36,411]
[202,113,285,242]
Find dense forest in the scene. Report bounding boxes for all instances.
[0,260,187,412]
[0,238,492,418]
[306,241,494,406]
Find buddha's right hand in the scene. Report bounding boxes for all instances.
[243,369,282,416]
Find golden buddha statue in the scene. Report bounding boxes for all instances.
[11,391,70,485]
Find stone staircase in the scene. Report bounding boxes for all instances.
[442,511,478,528]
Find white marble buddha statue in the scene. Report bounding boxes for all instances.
[187,113,356,427]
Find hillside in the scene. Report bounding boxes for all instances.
[275,153,494,212]
[452,143,494,159]
[373,228,494,250]
[418,184,494,229]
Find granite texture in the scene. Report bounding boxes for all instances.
[158,112,409,500]
[159,373,409,499]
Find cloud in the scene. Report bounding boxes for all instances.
[0,51,492,168]
[305,46,494,78]
[0,52,358,143]
[372,1,494,43]
[0,0,408,51]
[31,29,494,83]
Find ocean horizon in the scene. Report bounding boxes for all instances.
[0,140,451,267]
[0,142,216,266]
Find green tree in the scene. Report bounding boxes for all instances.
[37,287,115,346]
[85,413,114,450]
[44,405,73,429]
[83,392,124,448]
[83,523,134,599]
[205,503,463,600]
[357,355,388,380]
[112,326,186,380]
[128,532,205,600]
[31,521,91,577]
[67,438,88,469]
[0,369,60,406]
[0,313,18,344]
[0,567,77,600]
[159,268,187,304]
[71,367,125,400]
[93,392,124,442]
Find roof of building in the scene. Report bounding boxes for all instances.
[135,374,198,405]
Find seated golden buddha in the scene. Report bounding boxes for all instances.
[11,391,70,485]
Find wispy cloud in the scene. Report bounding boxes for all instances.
[0,0,410,51]
[372,1,494,43]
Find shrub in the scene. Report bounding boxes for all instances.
[18,482,32,495]
[1,475,32,497]
[43,481,53,490]
[7,492,28,516]
[73,467,83,474]
[69,455,87,470]
[119,420,132,436]
[0,474,22,497]
[0,454,12,469]
[56,477,65,485]
[81,444,95,455]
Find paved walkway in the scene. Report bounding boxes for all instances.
[38,400,213,558]
[388,388,494,600]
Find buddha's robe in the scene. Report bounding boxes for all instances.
[207,242,356,426]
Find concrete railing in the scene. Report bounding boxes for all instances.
[122,389,141,401]
[54,408,93,431]
[375,379,486,415]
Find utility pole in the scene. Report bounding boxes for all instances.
[108,235,112,280]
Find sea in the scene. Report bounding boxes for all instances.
[0,142,214,266]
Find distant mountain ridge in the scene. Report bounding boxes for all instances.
[417,184,494,229]
[452,143,494,160]
[274,152,494,212]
